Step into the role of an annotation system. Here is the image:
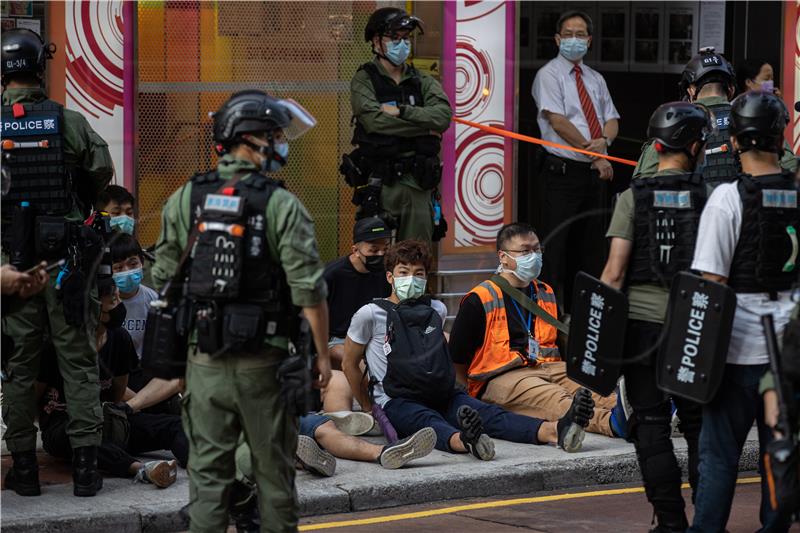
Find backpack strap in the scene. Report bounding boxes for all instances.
[371,298,396,313]
[490,275,570,335]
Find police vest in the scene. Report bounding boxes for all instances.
[628,172,707,287]
[700,103,738,188]
[351,62,441,159]
[728,172,800,293]
[463,279,560,398]
[0,99,72,216]
[187,171,290,331]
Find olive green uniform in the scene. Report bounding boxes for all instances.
[2,88,112,454]
[152,155,327,533]
[633,96,798,179]
[350,58,452,242]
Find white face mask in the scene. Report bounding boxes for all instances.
[393,275,427,301]
[502,251,543,284]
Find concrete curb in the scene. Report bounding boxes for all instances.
[1,438,761,533]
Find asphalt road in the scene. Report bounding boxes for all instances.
[296,474,798,533]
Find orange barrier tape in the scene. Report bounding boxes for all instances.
[453,117,638,167]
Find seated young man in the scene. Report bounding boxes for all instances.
[325,216,391,368]
[110,234,183,415]
[96,184,136,235]
[37,287,186,488]
[342,240,595,460]
[449,223,627,438]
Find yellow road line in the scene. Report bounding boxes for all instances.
[299,476,762,531]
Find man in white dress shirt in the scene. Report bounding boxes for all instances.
[532,11,620,311]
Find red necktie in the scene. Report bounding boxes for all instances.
[573,65,603,140]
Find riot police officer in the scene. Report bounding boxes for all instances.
[344,7,452,243]
[151,90,332,532]
[1,28,113,497]
[688,91,798,532]
[601,102,711,532]
[633,47,797,182]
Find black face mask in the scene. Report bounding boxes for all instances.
[102,302,127,330]
[362,254,385,273]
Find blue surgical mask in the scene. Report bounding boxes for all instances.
[110,215,135,235]
[505,251,543,284]
[760,80,774,93]
[559,37,589,62]
[112,267,143,294]
[266,142,289,173]
[393,275,427,301]
[384,39,411,66]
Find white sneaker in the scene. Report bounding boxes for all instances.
[324,411,375,436]
[134,460,177,488]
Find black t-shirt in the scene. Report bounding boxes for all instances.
[449,287,537,365]
[324,255,391,338]
[38,327,139,426]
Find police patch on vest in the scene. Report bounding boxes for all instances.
[203,194,244,215]
[762,189,798,209]
[653,190,692,209]
[0,114,59,137]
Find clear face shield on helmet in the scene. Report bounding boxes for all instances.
[276,98,317,140]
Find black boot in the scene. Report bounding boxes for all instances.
[229,480,260,533]
[72,446,102,497]
[4,450,41,496]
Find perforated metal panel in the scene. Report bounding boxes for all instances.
[136,1,385,260]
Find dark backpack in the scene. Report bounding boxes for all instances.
[372,297,455,405]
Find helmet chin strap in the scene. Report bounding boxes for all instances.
[373,39,401,67]
[243,132,284,172]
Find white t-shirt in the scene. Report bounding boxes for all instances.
[347,299,448,408]
[692,182,794,365]
[531,54,620,163]
[121,284,159,359]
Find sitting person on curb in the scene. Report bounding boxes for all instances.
[37,286,186,488]
[325,216,392,368]
[111,234,181,416]
[342,239,596,461]
[449,222,628,439]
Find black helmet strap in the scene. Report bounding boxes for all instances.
[242,131,286,173]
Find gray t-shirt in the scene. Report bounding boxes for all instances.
[121,284,159,359]
[347,299,448,407]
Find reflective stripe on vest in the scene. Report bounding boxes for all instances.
[464,279,560,398]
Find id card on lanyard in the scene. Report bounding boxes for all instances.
[510,285,539,363]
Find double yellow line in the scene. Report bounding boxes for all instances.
[300,477,761,531]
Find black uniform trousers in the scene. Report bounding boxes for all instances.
[622,319,703,529]
[538,153,609,313]
[41,410,188,478]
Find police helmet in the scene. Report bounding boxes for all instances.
[212,90,291,147]
[647,102,712,151]
[678,47,736,98]
[729,91,789,152]
[364,7,424,42]
[1,28,53,78]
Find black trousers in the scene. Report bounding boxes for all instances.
[538,154,609,313]
[41,410,188,478]
[622,319,703,529]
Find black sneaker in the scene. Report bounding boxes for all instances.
[296,435,336,477]
[456,405,495,460]
[5,450,41,496]
[557,388,594,453]
[379,427,436,469]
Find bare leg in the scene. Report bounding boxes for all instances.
[313,421,382,462]
[448,432,467,453]
[127,461,143,476]
[321,370,353,412]
[537,421,558,444]
[329,344,345,371]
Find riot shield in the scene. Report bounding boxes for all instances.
[657,271,736,403]
[566,272,628,396]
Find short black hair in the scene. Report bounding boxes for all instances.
[110,233,143,264]
[557,11,593,36]
[97,185,135,211]
[496,222,537,251]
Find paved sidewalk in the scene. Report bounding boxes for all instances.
[1,431,761,533]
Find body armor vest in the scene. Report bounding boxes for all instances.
[0,99,72,216]
[728,172,800,293]
[628,172,707,287]
[351,62,441,159]
[187,171,290,333]
[700,103,738,188]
